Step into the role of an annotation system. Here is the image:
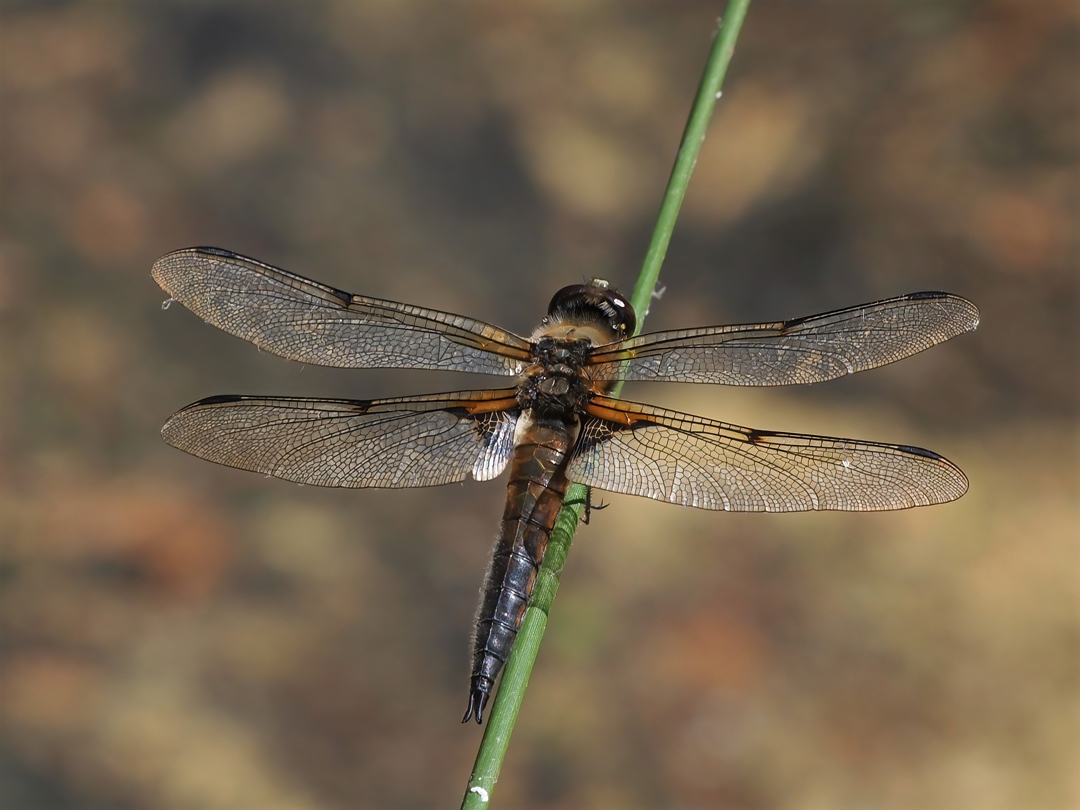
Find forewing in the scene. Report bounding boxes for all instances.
[587,292,979,384]
[153,247,533,374]
[161,389,520,488]
[568,397,967,511]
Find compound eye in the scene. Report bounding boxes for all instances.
[604,290,636,335]
[547,284,589,316]
[547,282,636,336]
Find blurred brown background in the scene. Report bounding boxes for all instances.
[0,1,1076,808]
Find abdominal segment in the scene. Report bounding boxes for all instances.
[464,416,574,723]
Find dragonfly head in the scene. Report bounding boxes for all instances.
[547,279,636,340]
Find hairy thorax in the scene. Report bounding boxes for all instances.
[516,336,592,417]
[516,318,621,417]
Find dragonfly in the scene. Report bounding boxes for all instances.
[153,246,979,723]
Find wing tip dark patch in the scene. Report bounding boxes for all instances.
[192,246,240,259]
[165,246,354,306]
[895,443,970,495]
[893,291,980,325]
[194,394,246,406]
[152,246,241,269]
[894,443,944,460]
[152,246,248,287]
[906,291,981,328]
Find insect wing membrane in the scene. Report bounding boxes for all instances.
[153,247,533,374]
[162,390,520,488]
[586,292,979,385]
[568,396,967,512]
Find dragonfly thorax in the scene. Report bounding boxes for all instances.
[517,337,592,416]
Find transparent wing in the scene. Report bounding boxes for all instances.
[153,247,533,374]
[568,397,967,512]
[586,292,979,384]
[161,389,520,488]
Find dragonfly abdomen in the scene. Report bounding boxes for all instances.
[464,413,577,723]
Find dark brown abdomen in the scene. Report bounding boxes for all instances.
[463,413,576,723]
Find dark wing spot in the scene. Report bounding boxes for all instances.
[193,246,238,258]
[895,444,945,460]
[747,429,780,444]
[195,394,247,406]
[327,287,352,306]
[777,316,805,336]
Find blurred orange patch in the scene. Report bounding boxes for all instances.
[34,476,234,602]
[973,189,1069,275]
[0,653,102,733]
[70,181,148,261]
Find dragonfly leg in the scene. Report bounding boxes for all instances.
[581,487,609,525]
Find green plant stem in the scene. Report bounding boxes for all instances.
[461,5,752,807]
